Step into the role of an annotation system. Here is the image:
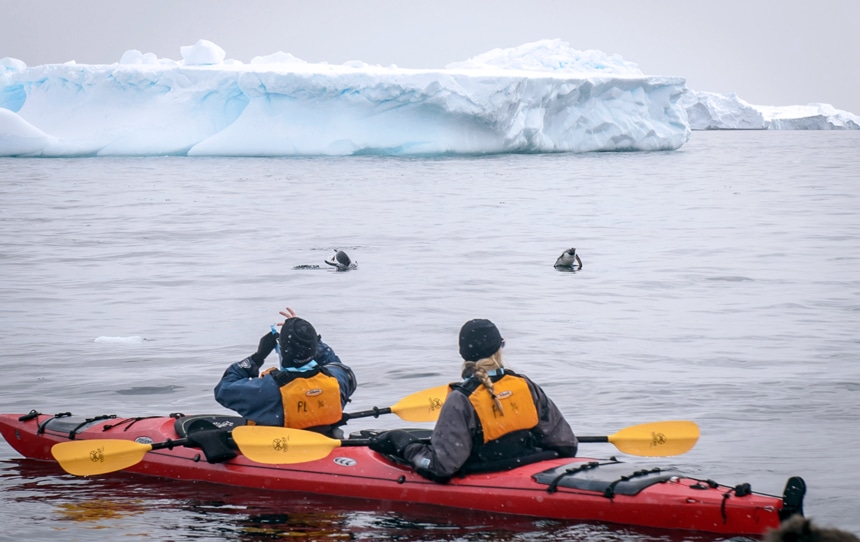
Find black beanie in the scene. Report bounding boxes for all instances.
[279,318,319,367]
[459,319,503,361]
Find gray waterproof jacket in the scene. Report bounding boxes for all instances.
[402,371,577,481]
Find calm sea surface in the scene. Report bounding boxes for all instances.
[1,131,858,541]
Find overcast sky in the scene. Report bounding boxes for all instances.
[3,0,859,114]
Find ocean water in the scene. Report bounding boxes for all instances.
[1,131,858,541]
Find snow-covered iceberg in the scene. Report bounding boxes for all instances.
[0,39,691,157]
[679,90,859,130]
[757,102,860,130]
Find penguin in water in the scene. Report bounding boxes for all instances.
[325,249,357,271]
[554,247,583,269]
[292,250,358,270]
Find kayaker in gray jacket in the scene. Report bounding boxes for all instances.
[369,319,577,482]
[214,307,356,438]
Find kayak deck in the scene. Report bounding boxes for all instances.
[0,410,804,536]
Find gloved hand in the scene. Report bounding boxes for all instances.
[369,429,419,456]
[249,331,278,367]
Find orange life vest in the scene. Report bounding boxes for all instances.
[466,373,539,443]
[261,367,343,429]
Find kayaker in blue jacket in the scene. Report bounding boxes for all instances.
[214,307,357,438]
[369,318,577,482]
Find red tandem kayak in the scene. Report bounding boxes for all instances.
[0,410,805,536]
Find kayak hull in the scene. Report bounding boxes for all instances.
[0,411,800,536]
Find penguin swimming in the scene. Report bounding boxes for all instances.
[325,249,357,271]
[292,250,358,270]
[554,247,583,269]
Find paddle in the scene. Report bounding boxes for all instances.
[343,384,449,423]
[50,386,450,476]
[575,420,699,457]
[232,420,700,465]
[51,437,191,476]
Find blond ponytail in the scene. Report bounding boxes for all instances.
[462,350,506,414]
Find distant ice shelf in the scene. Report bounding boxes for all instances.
[1,39,856,158]
[1,39,692,157]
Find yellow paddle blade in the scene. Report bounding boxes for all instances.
[608,420,699,457]
[232,426,341,464]
[390,384,450,422]
[51,439,153,476]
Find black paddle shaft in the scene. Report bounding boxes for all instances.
[145,438,191,451]
[341,407,393,420]
[577,436,610,443]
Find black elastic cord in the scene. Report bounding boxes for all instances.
[604,468,664,499]
[18,410,42,422]
[720,483,752,523]
[547,461,601,493]
[68,415,116,439]
[36,412,71,435]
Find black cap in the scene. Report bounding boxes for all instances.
[278,318,319,367]
[459,319,503,361]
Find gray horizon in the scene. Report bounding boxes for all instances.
[2,0,858,114]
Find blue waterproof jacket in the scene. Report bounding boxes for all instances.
[214,340,357,427]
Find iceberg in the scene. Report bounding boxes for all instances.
[678,91,766,130]
[0,39,691,157]
[757,103,860,130]
[679,90,859,130]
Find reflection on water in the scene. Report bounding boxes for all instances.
[55,499,146,522]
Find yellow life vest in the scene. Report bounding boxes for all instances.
[261,368,343,429]
[467,373,539,443]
